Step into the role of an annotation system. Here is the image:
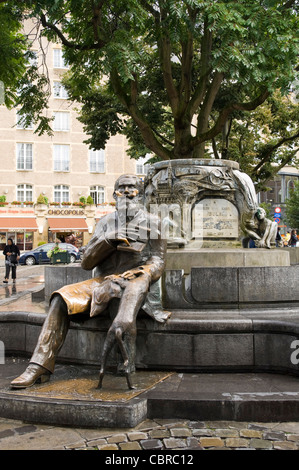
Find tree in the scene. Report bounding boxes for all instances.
[0,2,52,134]
[285,180,299,228]
[210,90,299,190]
[1,1,298,165]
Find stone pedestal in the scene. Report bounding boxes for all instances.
[1,256,299,427]
[166,248,290,273]
[162,265,299,310]
[28,257,298,374]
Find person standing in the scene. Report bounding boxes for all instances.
[275,227,283,247]
[3,238,20,283]
[288,229,298,247]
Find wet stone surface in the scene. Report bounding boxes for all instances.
[0,416,299,450]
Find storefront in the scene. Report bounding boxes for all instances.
[0,203,115,251]
[47,217,89,248]
[0,217,38,251]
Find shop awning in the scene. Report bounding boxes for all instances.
[0,217,38,231]
[48,218,88,232]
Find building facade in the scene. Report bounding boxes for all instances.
[0,23,149,251]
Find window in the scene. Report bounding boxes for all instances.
[16,111,34,130]
[287,179,295,199]
[89,149,105,173]
[136,154,150,175]
[53,144,70,171]
[90,186,105,204]
[17,184,33,202]
[53,49,68,68]
[17,143,33,170]
[53,112,70,131]
[54,185,70,203]
[53,81,69,99]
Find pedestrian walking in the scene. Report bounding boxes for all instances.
[288,229,298,247]
[3,238,20,284]
[275,227,283,247]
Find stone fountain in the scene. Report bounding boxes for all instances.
[0,161,299,427]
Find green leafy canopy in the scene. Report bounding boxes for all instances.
[285,180,299,228]
[0,0,298,181]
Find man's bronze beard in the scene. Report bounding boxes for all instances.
[116,196,140,220]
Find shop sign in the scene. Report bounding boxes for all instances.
[48,209,85,216]
[0,208,35,215]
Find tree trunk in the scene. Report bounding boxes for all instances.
[173,120,193,159]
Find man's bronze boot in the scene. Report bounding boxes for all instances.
[10,364,50,389]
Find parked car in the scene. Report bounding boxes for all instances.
[19,243,80,266]
[79,245,86,260]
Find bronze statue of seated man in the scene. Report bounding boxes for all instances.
[11,174,170,390]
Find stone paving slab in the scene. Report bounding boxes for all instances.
[3,358,299,426]
[1,415,299,450]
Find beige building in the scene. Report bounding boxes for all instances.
[0,23,149,251]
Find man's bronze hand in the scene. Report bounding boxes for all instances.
[121,267,151,281]
[104,274,121,282]
[106,231,131,246]
[116,237,130,246]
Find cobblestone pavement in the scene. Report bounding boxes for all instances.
[1,417,299,450]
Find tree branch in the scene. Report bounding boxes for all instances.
[91,1,106,43]
[254,130,299,174]
[156,5,179,115]
[179,33,193,108]
[281,0,297,9]
[178,6,198,112]
[187,19,212,118]
[152,128,174,147]
[196,71,224,135]
[40,13,106,50]
[257,147,299,189]
[191,88,270,149]
[211,137,220,158]
[110,68,172,160]
[139,0,160,18]
[276,148,299,171]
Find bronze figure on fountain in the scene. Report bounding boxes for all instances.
[11,174,170,390]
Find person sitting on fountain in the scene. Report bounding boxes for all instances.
[11,174,170,389]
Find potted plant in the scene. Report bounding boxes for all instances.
[36,194,48,205]
[72,201,85,207]
[0,196,8,207]
[86,195,94,205]
[47,245,70,264]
